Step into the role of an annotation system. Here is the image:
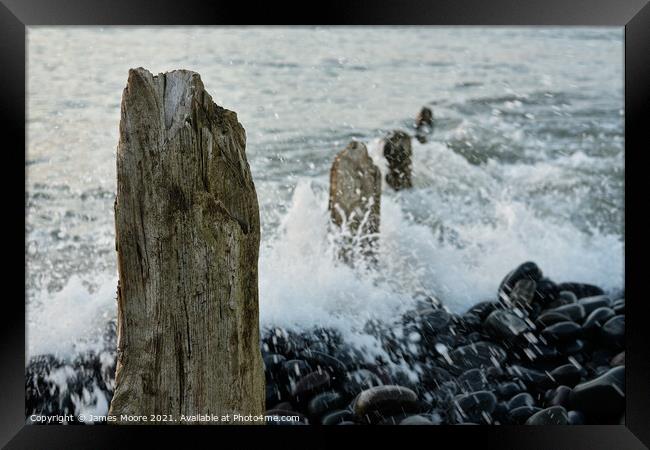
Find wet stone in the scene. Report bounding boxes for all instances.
[308,391,347,421]
[548,385,572,408]
[292,371,332,404]
[568,410,586,425]
[582,307,616,332]
[484,309,531,340]
[400,414,437,425]
[299,349,348,378]
[610,351,625,367]
[458,368,491,393]
[534,277,559,306]
[612,299,625,315]
[466,301,499,321]
[541,321,582,342]
[556,339,585,355]
[281,359,312,381]
[600,315,624,347]
[549,365,583,387]
[446,341,508,374]
[496,381,524,399]
[266,383,284,406]
[263,354,287,379]
[321,410,355,425]
[332,345,367,370]
[556,283,604,299]
[452,390,497,424]
[507,365,552,389]
[535,311,573,328]
[418,308,451,335]
[546,303,586,323]
[578,295,612,316]
[520,343,561,363]
[525,406,569,425]
[498,262,543,300]
[507,392,534,410]
[508,406,542,424]
[569,366,625,420]
[342,369,384,397]
[353,385,420,423]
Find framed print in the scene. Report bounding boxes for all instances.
[2,0,649,448]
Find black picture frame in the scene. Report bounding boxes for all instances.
[3,0,649,448]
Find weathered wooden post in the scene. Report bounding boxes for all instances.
[415,106,434,143]
[382,130,413,190]
[328,141,381,265]
[109,68,264,424]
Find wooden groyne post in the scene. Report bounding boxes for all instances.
[109,68,264,424]
[382,130,413,191]
[328,141,382,265]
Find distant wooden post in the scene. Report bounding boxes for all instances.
[329,141,381,265]
[382,130,413,190]
[109,68,264,424]
[415,106,434,143]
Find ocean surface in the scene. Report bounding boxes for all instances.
[26,27,624,361]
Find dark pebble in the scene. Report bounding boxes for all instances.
[546,303,586,322]
[342,369,384,397]
[525,406,569,425]
[399,414,435,425]
[496,381,524,399]
[556,283,604,299]
[484,309,531,340]
[549,365,583,387]
[582,307,616,332]
[266,383,284,406]
[509,279,537,307]
[452,390,497,424]
[600,315,624,347]
[498,262,543,300]
[466,301,499,321]
[307,391,347,421]
[548,385,572,408]
[535,311,573,328]
[568,410,586,425]
[292,371,332,403]
[458,368,491,393]
[353,385,420,421]
[520,343,561,363]
[534,277,559,305]
[612,299,625,315]
[507,392,534,409]
[507,365,552,389]
[569,366,625,420]
[299,349,348,378]
[610,351,625,367]
[541,321,582,342]
[321,409,355,425]
[418,308,452,335]
[508,406,542,424]
[263,354,287,379]
[578,295,612,316]
[333,345,368,370]
[556,339,585,355]
[446,341,507,374]
[281,359,312,380]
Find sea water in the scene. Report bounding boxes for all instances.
[26,27,624,361]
